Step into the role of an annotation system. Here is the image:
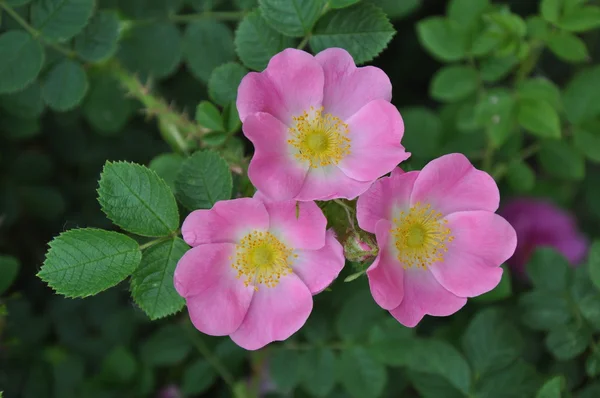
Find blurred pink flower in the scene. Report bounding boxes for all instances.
[499,198,588,275]
[357,154,517,327]
[175,197,344,350]
[157,385,181,398]
[237,47,409,201]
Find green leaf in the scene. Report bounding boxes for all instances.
[38,228,142,298]
[430,65,478,102]
[474,89,515,147]
[31,0,95,41]
[0,255,20,295]
[408,371,464,398]
[538,140,585,180]
[0,31,44,95]
[480,56,519,83]
[82,72,134,136]
[574,128,600,163]
[223,102,242,134]
[400,107,442,159]
[559,6,600,32]
[183,20,236,83]
[475,360,541,398]
[5,0,33,5]
[208,63,248,106]
[196,101,225,131]
[473,265,513,302]
[100,346,137,385]
[270,349,307,392]
[175,151,233,210]
[517,98,561,138]
[140,324,191,367]
[519,291,572,331]
[330,0,359,8]
[259,0,325,37]
[336,289,384,341]
[0,115,41,140]
[540,0,561,24]
[148,153,184,192]
[586,349,600,377]
[527,16,551,40]
[416,17,468,62]
[547,31,589,63]
[578,291,600,330]
[589,241,600,291]
[182,359,217,395]
[447,0,489,28]
[301,349,336,397]
[118,22,182,79]
[337,347,387,398]
[527,248,570,292]
[545,323,591,360]
[131,238,188,320]
[310,3,395,64]
[517,78,561,109]
[41,60,89,112]
[98,161,180,237]
[0,82,45,118]
[563,66,600,124]
[235,10,295,71]
[74,11,120,62]
[462,308,522,377]
[536,376,564,398]
[507,161,535,192]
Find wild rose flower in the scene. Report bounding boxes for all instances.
[237,47,409,201]
[174,197,344,350]
[356,154,517,327]
[499,198,588,276]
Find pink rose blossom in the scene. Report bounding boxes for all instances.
[499,198,588,276]
[174,197,344,350]
[237,47,410,201]
[357,154,517,327]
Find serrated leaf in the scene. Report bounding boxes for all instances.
[118,22,182,79]
[430,65,478,102]
[527,248,570,292]
[74,11,120,62]
[409,371,464,398]
[208,63,248,106]
[175,151,232,210]
[182,359,217,395]
[559,6,600,32]
[310,3,395,64]
[131,238,188,320]
[538,141,585,180]
[338,347,387,398]
[31,0,95,41]
[330,0,359,8]
[447,0,489,28]
[517,98,561,138]
[0,82,45,118]
[547,31,589,63]
[41,60,89,111]
[0,255,20,295]
[475,360,541,398]
[302,349,336,397]
[416,17,468,62]
[98,161,180,237]
[545,323,591,360]
[0,31,44,94]
[519,291,572,331]
[183,20,236,83]
[259,0,325,37]
[148,153,184,192]
[563,66,600,124]
[517,78,561,109]
[196,101,225,131]
[235,10,295,71]
[38,228,142,298]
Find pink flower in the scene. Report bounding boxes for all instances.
[174,197,344,350]
[499,198,588,275]
[356,154,517,327]
[237,47,410,201]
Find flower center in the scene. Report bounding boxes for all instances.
[392,203,454,269]
[287,106,351,168]
[232,231,296,290]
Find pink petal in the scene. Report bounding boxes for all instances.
[175,244,254,335]
[315,48,392,120]
[262,200,327,250]
[182,198,270,247]
[366,220,405,310]
[356,170,419,233]
[230,273,313,350]
[292,229,345,294]
[338,100,410,181]
[237,48,324,125]
[295,165,372,201]
[428,211,516,297]
[410,153,499,216]
[244,112,309,201]
[389,268,467,327]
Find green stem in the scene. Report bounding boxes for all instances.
[139,235,174,250]
[482,138,494,174]
[297,35,310,50]
[183,320,236,388]
[514,41,544,85]
[334,199,356,231]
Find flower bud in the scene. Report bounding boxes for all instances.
[343,232,377,263]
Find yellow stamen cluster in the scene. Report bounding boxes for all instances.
[287,106,351,168]
[392,203,454,269]
[232,231,296,290]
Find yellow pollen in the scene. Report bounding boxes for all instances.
[231,231,296,290]
[392,202,454,269]
[287,106,351,168]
